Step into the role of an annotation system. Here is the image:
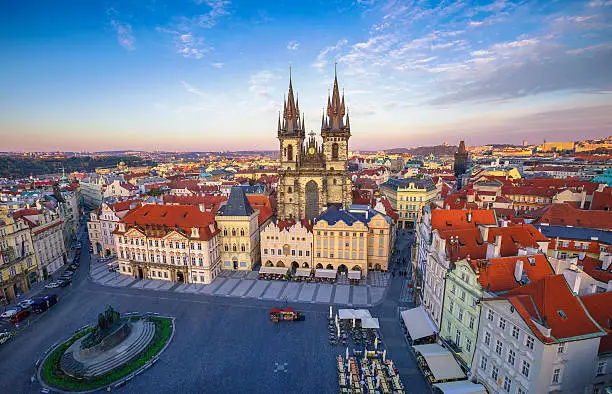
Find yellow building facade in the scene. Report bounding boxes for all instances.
[380,177,437,228]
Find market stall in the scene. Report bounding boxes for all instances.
[315,268,337,282]
[413,343,466,384]
[259,266,290,280]
[347,270,362,284]
[400,306,437,344]
[361,317,380,329]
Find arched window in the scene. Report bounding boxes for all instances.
[332,143,339,160]
[232,229,236,236]
[240,229,245,236]
[287,144,293,161]
[287,186,292,194]
[232,244,237,252]
[241,244,246,252]
[224,245,229,251]
[223,229,228,236]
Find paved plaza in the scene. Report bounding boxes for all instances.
[90,260,391,307]
[0,231,430,394]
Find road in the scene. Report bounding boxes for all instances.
[0,229,428,393]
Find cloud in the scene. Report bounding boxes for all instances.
[181,81,206,97]
[107,8,135,50]
[287,41,299,51]
[249,70,278,99]
[193,0,230,28]
[313,39,348,69]
[428,40,612,105]
[176,33,209,59]
[210,62,225,68]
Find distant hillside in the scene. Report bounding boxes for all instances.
[386,145,459,156]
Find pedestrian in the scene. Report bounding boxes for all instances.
[392,272,395,278]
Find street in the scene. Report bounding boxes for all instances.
[0,229,429,394]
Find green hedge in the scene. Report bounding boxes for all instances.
[41,316,172,392]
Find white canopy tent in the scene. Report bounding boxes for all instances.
[347,270,361,280]
[413,344,466,382]
[259,266,289,275]
[353,309,372,319]
[400,306,437,340]
[294,268,312,277]
[361,317,380,329]
[315,269,337,279]
[338,309,372,320]
[433,381,487,394]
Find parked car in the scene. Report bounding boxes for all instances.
[57,279,71,288]
[10,309,30,323]
[1,308,21,319]
[18,299,35,309]
[44,282,60,289]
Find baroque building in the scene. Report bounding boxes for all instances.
[277,68,352,220]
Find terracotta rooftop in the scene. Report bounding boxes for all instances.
[580,292,612,355]
[533,203,612,230]
[498,275,606,343]
[487,224,549,256]
[431,209,496,230]
[579,256,612,284]
[438,227,487,262]
[470,254,554,293]
[116,204,219,241]
[246,194,273,226]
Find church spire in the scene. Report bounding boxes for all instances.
[345,108,350,129]
[326,63,345,130]
[279,67,304,136]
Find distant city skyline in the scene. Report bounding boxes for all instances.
[1,0,611,151]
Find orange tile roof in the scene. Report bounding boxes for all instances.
[533,203,612,230]
[116,204,219,241]
[470,254,554,293]
[498,275,606,343]
[580,292,612,355]
[246,195,273,226]
[487,224,548,256]
[438,228,487,261]
[579,256,612,283]
[431,209,496,230]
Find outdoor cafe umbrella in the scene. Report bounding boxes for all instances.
[374,337,378,350]
[382,349,387,362]
[353,318,356,328]
[346,347,349,360]
[329,305,333,319]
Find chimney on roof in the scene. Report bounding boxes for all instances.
[191,227,199,238]
[478,225,489,243]
[514,259,524,282]
[601,253,611,271]
[578,251,586,261]
[466,209,472,222]
[500,219,508,228]
[486,235,502,259]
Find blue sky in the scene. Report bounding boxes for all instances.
[1,0,611,151]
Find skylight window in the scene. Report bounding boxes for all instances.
[557,310,567,318]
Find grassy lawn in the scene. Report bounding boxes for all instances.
[41,316,173,392]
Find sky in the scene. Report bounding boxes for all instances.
[1,0,611,152]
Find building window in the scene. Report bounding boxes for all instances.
[487,310,494,321]
[449,300,454,314]
[469,315,475,330]
[480,356,487,371]
[503,376,512,392]
[495,340,503,356]
[164,272,168,278]
[306,251,310,257]
[484,332,491,346]
[507,349,515,366]
[455,330,461,346]
[447,321,451,333]
[552,368,561,384]
[525,335,534,350]
[451,283,456,294]
[499,317,506,330]
[512,326,519,339]
[596,361,606,376]
[264,248,268,255]
[458,309,463,322]
[491,365,498,380]
[521,360,530,378]
[466,338,471,352]
[557,343,565,354]
[518,388,526,394]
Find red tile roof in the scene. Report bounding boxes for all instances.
[431,209,496,231]
[498,275,606,343]
[163,194,227,212]
[579,256,612,284]
[591,186,612,211]
[533,203,612,230]
[438,228,487,261]
[487,224,548,256]
[470,254,554,293]
[116,204,219,241]
[580,292,612,355]
[246,195,273,226]
[276,218,313,232]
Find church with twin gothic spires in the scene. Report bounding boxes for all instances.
[276,68,353,220]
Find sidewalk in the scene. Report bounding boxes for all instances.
[89,259,392,307]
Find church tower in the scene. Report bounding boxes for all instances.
[321,65,352,209]
[277,69,305,219]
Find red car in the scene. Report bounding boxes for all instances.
[10,309,30,323]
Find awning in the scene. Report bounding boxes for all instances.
[433,381,487,394]
[361,317,380,329]
[400,306,437,340]
[347,270,361,280]
[315,269,337,279]
[294,268,312,277]
[413,344,466,382]
[353,309,372,319]
[338,309,355,320]
[259,266,289,275]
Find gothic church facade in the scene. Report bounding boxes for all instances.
[277,69,352,220]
